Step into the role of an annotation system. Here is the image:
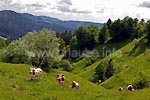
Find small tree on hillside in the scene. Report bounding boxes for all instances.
[105,58,114,79]
[92,62,106,83]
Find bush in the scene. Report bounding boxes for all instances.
[2,41,29,64]
[85,56,92,66]
[40,56,52,73]
[91,62,106,83]
[91,74,99,83]
[51,61,60,69]
[60,60,73,72]
[105,59,114,79]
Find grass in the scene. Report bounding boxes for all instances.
[71,58,87,74]
[71,36,150,99]
[71,38,132,75]
[0,63,110,100]
[0,61,150,100]
[101,38,150,89]
[78,61,100,80]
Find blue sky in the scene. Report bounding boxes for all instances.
[0,0,150,22]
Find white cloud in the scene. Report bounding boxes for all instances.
[0,0,150,22]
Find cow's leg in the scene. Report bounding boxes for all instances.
[31,74,35,80]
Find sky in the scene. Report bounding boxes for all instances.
[0,0,150,23]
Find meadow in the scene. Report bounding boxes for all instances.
[0,53,150,100]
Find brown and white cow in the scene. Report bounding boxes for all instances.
[70,81,79,89]
[118,87,124,92]
[30,67,42,80]
[56,74,65,86]
[127,85,134,91]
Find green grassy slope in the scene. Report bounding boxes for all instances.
[71,58,87,74]
[71,38,132,75]
[68,37,150,100]
[102,39,150,89]
[0,63,110,100]
[0,62,150,100]
[78,61,100,80]
[78,37,150,89]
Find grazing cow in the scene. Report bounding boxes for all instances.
[127,85,134,91]
[118,87,124,92]
[30,67,42,80]
[56,74,65,86]
[70,81,79,89]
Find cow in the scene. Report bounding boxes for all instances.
[127,85,134,91]
[30,67,42,80]
[56,74,65,86]
[70,81,79,89]
[118,87,124,92]
[30,67,34,80]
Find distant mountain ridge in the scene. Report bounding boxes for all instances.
[0,10,103,39]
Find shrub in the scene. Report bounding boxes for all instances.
[2,41,29,64]
[51,61,60,69]
[91,62,106,83]
[85,56,92,66]
[40,56,51,73]
[60,60,73,72]
[105,59,114,79]
[91,74,99,83]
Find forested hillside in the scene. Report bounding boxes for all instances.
[0,10,102,39]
